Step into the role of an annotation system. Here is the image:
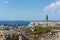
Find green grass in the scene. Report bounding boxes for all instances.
[31,27,51,35]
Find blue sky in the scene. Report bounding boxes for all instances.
[0,0,60,20]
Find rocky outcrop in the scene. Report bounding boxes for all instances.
[44,30,60,40]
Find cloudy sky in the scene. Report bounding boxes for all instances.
[0,0,60,20]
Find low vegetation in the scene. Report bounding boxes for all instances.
[31,27,51,35]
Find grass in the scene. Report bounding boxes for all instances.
[31,27,51,35]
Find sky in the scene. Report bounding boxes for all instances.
[0,0,60,20]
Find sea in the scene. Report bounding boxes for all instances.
[0,20,60,28]
[0,21,30,28]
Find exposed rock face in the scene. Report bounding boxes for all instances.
[43,30,60,40]
[28,22,60,27]
[26,30,60,40]
[0,30,22,40]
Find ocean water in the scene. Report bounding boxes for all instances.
[0,21,30,28]
[0,20,60,28]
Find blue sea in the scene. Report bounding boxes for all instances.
[0,20,60,28]
[0,21,30,28]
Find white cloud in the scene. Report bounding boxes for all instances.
[44,0,60,12]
